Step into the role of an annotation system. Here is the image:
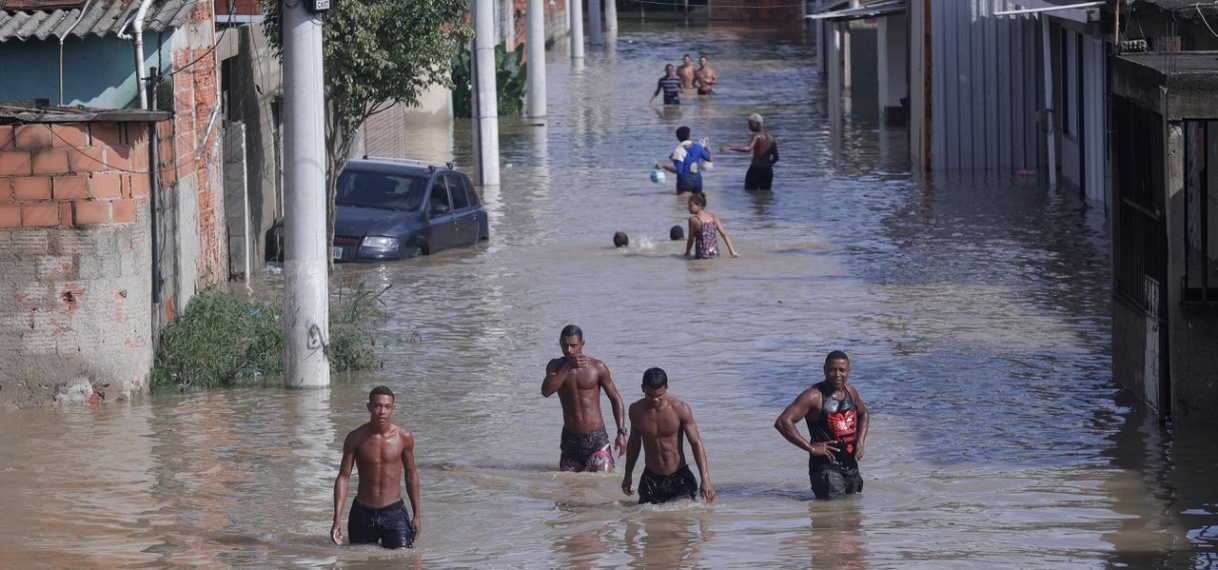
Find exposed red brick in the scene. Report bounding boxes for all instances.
[0,125,13,149]
[130,174,149,197]
[68,146,106,173]
[59,202,73,227]
[91,123,122,146]
[74,200,110,225]
[60,286,84,311]
[91,173,122,198]
[13,177,52,201]
[53,175,89,200]
[0,150,33,176]
[111,198,135,223]
[22,203,59,227]
[51,124,89,148]
[105,145,130,171]
[14,124,52,149]
[32,149,69,174]
[174,93,193,117]
[0,204,19,227]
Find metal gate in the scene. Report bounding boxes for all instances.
[1111,95,1169,417]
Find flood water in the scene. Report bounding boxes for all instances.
[3,22,1218,570]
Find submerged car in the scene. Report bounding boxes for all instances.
[331,158,489,262]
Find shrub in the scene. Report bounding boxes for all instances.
[152,284,389,392]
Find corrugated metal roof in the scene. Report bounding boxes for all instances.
[806,0,905,20]
[0,0,200,43]
[1130,0,1218,19]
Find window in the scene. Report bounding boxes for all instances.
[430,177,452,213]
[446,173,470,210]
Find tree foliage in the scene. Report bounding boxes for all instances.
[451,42,528,118]
[260,0,473,264]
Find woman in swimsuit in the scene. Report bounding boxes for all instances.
[684,193,739,260]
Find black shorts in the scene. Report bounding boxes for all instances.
[639,465,698,504]
[745,165,774,191]
[349,499,415,548]
[808,460,863,500]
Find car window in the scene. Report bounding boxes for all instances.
[458,173,480,207]
[446,173,471,210]
[337,170,427,212]
[429,177,453,214]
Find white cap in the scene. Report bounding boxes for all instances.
[748,113,764,125]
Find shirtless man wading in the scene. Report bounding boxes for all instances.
[331,386,422,548]
[621,367,715,504]
[676,54,697,90]
[721,113,779,191]
[694,55,717,95]
[541,325,628,472]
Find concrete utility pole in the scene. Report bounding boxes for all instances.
[282,0,330,388]
[605,0,617,32]
[473,0,501,186]
[526,0,547,121]
[503,0,515,51]
[570,0,584,58]
[589,0,602,46]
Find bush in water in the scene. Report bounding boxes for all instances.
[152,283,392,391]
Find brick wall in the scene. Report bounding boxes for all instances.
[215,0,262,17]
[0,0,229,409]
[711,0,802,23]
[0,123,149,230]
[0,121,154,409]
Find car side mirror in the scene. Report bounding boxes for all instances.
[430,202,451,216]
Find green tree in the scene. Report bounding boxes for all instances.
[260,0,474,265]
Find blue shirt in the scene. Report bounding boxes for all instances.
[671,143,710,175]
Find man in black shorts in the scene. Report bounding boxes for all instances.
[621,368,715,504]
[721,113,779,191]
[774,350,870,500]
[331,386,422,548]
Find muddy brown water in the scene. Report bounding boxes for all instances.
[2,22,1216,570]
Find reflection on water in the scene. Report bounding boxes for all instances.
[1,21,1217,570]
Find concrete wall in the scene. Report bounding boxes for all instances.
[219,25,284,266]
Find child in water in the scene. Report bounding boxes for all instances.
[684,194,738,260]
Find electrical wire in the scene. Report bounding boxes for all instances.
[1197,2,1218,39]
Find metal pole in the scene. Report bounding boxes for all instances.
[589,0,602,46]
[1041,16,1057,187]
[526,0,547,120]
[570,0,584,58]
[474,0,502,186]
[282,0,330,388]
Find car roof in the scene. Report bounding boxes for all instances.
[345,156,460,176]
